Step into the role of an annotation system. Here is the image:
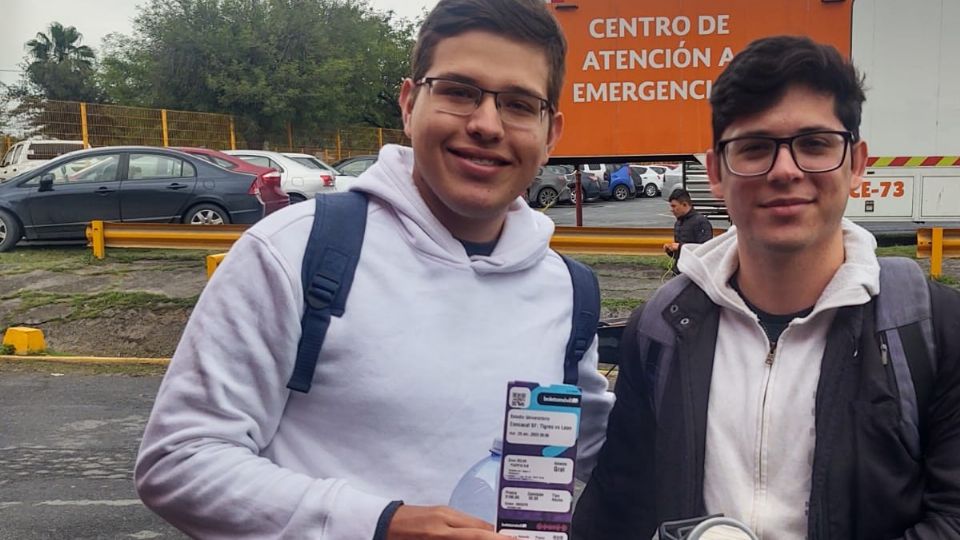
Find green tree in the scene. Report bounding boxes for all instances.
[99,0,415,147]
[22,22,101,102]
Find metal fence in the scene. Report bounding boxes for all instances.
[1,99,407,163]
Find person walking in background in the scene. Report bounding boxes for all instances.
[134,1,614,539]
[664,188,712,274]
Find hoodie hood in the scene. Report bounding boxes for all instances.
[678,219,880,319]
[348,144,555,274]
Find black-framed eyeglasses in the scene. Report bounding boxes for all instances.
[716,130,855,176]
[415,77,552,129]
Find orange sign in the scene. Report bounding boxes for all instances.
[549,0,854,160]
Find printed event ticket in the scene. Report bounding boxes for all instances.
[497,381,582,540]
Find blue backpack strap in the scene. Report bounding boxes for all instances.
[287,192,368,393]
[875,257,936,459]
[560,255,601,386]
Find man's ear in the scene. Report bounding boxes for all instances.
[706,149,724,199]
[849,139,868,191]
[541,111,564,165]
[399,78,417,140]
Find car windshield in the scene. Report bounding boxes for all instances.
[194,154,236,170]
[291,157,322,169]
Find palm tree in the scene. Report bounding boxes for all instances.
[19,22,101,102]
[26,22,95,68]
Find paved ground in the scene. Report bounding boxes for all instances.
[0,363,182,539]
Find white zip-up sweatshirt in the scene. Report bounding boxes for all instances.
[135,145,614,540]
[677,221,880,539]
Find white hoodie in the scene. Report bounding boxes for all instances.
[677,220,880,539]
[135,145,613,540]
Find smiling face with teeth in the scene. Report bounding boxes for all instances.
[399,30,564,243]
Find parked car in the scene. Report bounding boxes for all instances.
[628,165,664,198]
[0,139,86,181]
[661,166,683,201]
[581,162,610,182]
[527,166,572,208]
[0,146,265,252]
[332,155,378,177]
[281,152,359,192]
[647,165,670,179]
[224,150,335,203]
[600,164,636,201]
[567,171,602,205]
[175,147,288,216]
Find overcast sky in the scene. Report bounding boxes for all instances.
[1,0,439,87]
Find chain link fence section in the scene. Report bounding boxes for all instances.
[1,99,407,161]
[272,126,409,162]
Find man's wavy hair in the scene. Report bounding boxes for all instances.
[710,35,866,145]
[410,0,567,110]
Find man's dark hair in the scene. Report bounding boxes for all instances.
[410,0,567,109]
[669,189,692,205]
[710,35,866,145]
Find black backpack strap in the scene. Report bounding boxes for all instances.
[560,255,601,386]
[287,192,369,393]
[876,257,936,457]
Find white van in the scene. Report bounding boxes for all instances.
[0,140,86,181]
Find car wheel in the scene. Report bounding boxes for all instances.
[288,193,308,204]
[644,183,660,198]
[183,204,230,225]
[0,210,22,252]
[536,187,559,208]
[613,184,630,201]
[569,187,582,205]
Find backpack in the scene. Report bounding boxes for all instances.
[286,192,601,393]
[630,256,937,459]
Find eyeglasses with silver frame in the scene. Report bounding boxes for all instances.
[717,130,855,176]
[415,77,552,129]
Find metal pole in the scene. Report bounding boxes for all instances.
[932,227,944,279]
[287,122,293,150]
[229,117,237,150]
[161,109,169,147]
[80,102,90,147]
[575,166,583,227]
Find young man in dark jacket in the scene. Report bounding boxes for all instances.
[572,36,960,539]
[664,188,713,274]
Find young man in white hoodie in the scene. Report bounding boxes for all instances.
[134,1,614,539]
[573,36,960,539]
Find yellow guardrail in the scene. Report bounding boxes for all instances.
[552,226,726,255]
[86,221,248,259]
[916,227,960,278]
[86,221,726,260]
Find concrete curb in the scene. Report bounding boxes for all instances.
[0,355,170,366]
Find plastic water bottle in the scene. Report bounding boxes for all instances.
[448,438,502,524]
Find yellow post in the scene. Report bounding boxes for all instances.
[229,117,237,150]
[80,102,90,147]
[378,128,383,148]
[2,327,46,355]
[336,131,342,161]
[88,220,106,259]
[287,122,294,150]
[931,227,944,279]
[206,253,227,279]
[161,109,170,147]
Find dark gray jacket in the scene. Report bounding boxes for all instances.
[672,210,712,273]
[572,272,960,539]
